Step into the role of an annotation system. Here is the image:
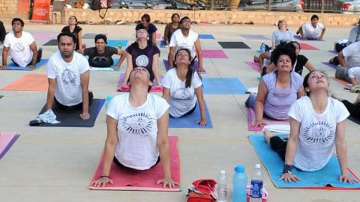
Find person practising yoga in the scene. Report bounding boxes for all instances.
[296,15,326,40]
[164,13,180,45]
[135,14,158,46]
[168,16,205,73]
[42,32,92,122]
[162,48,207,127]
[246,46,304,127]
[264,70,357,183]
[336,41,360,83]
[122,27,161,88]
[1,18,42,69]
[83,34,126,68]
[61,16,84,52]
[267,41,315,75]
[91,67,177,188]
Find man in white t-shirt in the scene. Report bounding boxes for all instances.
[296,15,326,40]
[91,67,177,188]
[0,18,42,69]
[336,41,360,82]
[46,32,91,120]
[168,16,205,73]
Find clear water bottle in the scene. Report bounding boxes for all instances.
[250,164,263,202]
[232,165,247,202]
[217,170,227,202]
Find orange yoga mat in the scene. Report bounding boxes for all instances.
[1,74,48,92]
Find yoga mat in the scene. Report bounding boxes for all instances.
[89,136,181,191]
[170,104,213,128]
[117,73,163,93]
[218,42,251,49]
[322,62,337,69]
[0,133,20,160]
[202,50,228,59]
[240,34,269,40]
[108,40,128,49]
[203,78,247,95]
[32,99,105,127]
[5,59,48,71]
[159,40,167,48]
[43,39,58,46]
[328,50,337,54]
[199,34,215,40]
[246,61,260,72]
[1,74,48,92]
[349,116,360,125]
[33,32,57,44]
[247,108,288,131]
[299,42,319,51]
[90,58,120,71]
[249,134,360,189]
[294,35,324,41]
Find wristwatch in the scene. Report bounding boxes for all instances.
[283,164,294,174]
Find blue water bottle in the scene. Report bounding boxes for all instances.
[232,165,248,202]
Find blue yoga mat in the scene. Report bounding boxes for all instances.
[159,40,167,48]
[170,104,213,128]
[90,57,121,70]
[108,40,128,49]
[249,134,360,189]
[203,78,247,95]
[6,59,48,71]
[199,34,215,40]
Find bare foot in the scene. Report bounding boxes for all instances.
[263,129,274,145]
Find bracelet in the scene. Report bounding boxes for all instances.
[100,175,110,178]
[282,164,294,174]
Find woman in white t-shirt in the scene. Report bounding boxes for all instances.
[91,67,177,188]
[162,48,207,127]
[264,70,356,183]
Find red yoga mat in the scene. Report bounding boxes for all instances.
[1,74,48,92]
[89,136,181,191]
[117,73,163,93]
[299,42,319,51]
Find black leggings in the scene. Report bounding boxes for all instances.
[342,100,360,119]
[113,156,160,171]
[54,92,93,111]
[270,136,288,161]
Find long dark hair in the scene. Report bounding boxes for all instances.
[174,48,194,88]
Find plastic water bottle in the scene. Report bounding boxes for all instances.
[217,170,227,202]
[250,164,263,202]
[232,165,247,202]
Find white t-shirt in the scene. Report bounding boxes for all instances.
[348,67,360,80]
[107,94,169,170]
[3,31,34,67]
[272,30,295,46]
[162,68,202,117]
[302,22,325,39]
[169,29,199,58]
[47,51,90,106]
[342,41,360,68]
[288,96,349,172]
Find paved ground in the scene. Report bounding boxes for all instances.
[0,23,360,202]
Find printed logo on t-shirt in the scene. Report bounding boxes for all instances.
[61,69,77,85]
[303,121,334,144]
[135,55,149,67]
[120,112,154,136]
[173,88,194,100]
[13,42,25,52]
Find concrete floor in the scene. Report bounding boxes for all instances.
[0,23,360,202]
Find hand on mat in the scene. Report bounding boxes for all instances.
[340,170,359,183]
[80,112,90,120]
[281,172,300,183]
[157,177,178,189]
[0,64,6,69]
[28,64,36,70]
[198,119,207,127]
[255,120,266,128]
[91,176,113,187]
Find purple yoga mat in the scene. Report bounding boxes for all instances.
[33,32,58,44]
[0,133,20,159]
[322,62,337,69]
[202,50,228,59]
[246,61,260,72]
[247,108,288,131]
[240,34,270,40]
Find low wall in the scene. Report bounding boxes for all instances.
[63,9,360,27]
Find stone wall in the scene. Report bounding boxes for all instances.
[64,9,360,27]
[0,0,19,19]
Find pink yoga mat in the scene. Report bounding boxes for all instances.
[89,136,180,191]
[247,108,288,131]
[0,132,20,159]
[202,50,228,59]
[299,43,319,51]
[246,61,260,72]
[117,73,163,93]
